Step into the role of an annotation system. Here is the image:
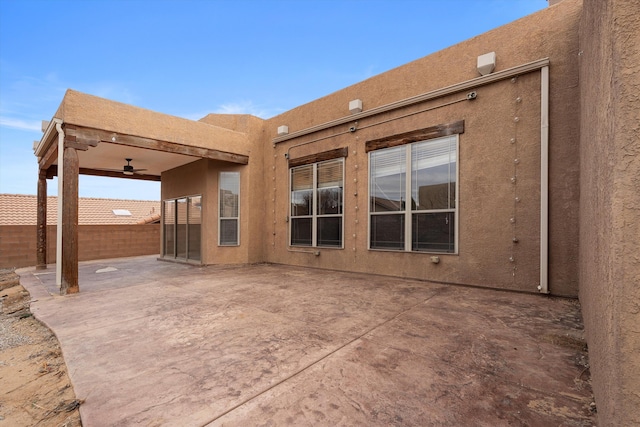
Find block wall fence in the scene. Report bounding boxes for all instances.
[0,224,160,269]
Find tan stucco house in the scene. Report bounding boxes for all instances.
[31,0,640,425]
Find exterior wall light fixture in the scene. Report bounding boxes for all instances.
[349,99,363,114]
[277,125,289,136]
[477,51,496,76]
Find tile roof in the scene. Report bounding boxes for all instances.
[0,194,160,225]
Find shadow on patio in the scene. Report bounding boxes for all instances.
[19,256,594,426]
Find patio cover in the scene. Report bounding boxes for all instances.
[33,89,251,294]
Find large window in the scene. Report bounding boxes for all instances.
[290,158,344,247]
[219,172,240,246]
[369,135,457,253]
[163,195,201,261]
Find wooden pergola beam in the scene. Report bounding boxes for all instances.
[38,139,58,169]
[66,125,249,165]
[45,165,161,182]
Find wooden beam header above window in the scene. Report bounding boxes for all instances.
[365,120,464,153]
[288,147,348,168]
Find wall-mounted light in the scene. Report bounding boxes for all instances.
[477,52,496,76]
[277,125,289,136]
[349,99,363,114]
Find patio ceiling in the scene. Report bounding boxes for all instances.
[37,124,248,182]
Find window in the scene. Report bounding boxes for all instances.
[219,172,240,246]
[290,158,344,247]
[163,195,201,261]
[369,135,457,253]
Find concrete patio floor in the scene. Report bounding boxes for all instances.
[19,256,594,426]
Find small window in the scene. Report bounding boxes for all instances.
[290,158,344,248]
[112,209,132,216]
[219,172,240,246]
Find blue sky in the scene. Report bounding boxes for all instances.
[0,0,546,200]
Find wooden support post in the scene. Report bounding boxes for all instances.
[61,146,79,294]
[36,169,47,270]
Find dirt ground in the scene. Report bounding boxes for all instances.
[0,269,82,427]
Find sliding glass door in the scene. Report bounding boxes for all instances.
[176,198,188,259]
[188,196,202,261]
[163,200,175,257]
[163,195,201,262]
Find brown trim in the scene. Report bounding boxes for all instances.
[38,139,58,169]
[64,141,98,151]
[365,120,464,153]
[65,124,249,165]
[45,165,161,182]
[288,147,348,168]
[64,132,99,151]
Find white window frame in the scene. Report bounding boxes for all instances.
[368,135,459,254]
[218,171,240,246]
[289,158,345,248]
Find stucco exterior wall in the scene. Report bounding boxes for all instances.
[55,90,252,155]
[578,0,640,424]
[263,76,543,292]
[261,0,582,296]
[161,132,265,265]
[203,113,269,264]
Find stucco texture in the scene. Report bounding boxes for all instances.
[55,89,252,156]
[263,0,582,296]
[161,122,265,266]
[578,0,640,425]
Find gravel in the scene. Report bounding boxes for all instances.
[0,316,33,351]
[0,272,35,351]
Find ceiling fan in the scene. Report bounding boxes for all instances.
[122,158,147,175]
[105,158,147,176]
